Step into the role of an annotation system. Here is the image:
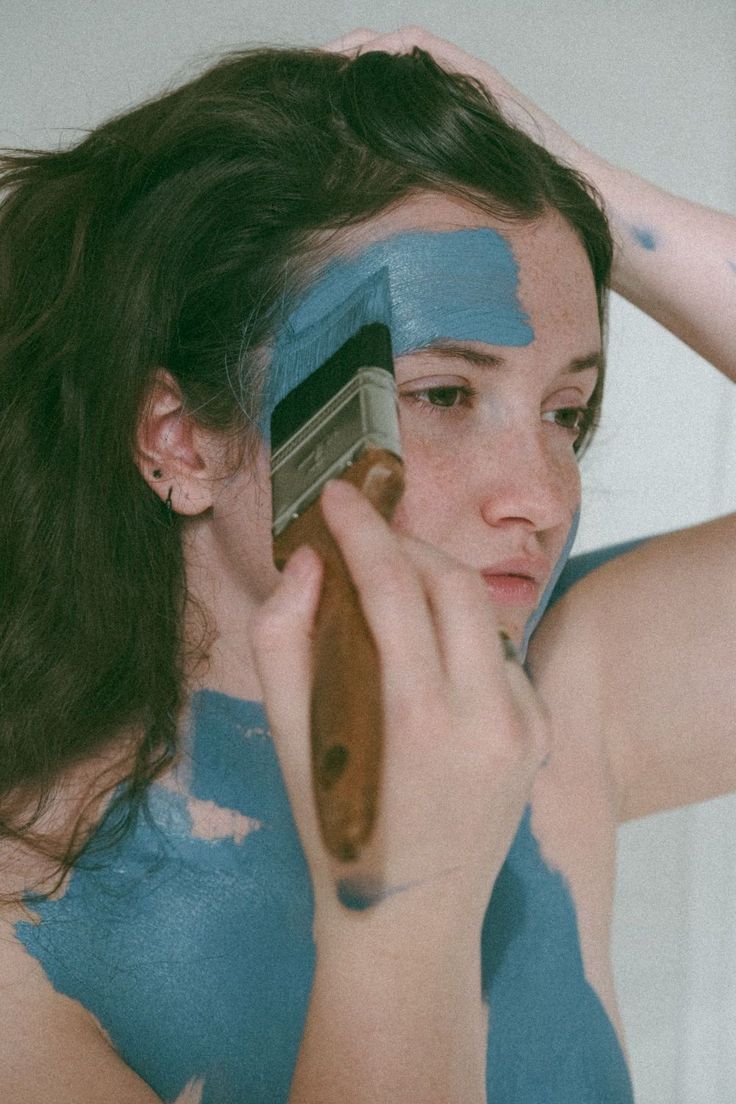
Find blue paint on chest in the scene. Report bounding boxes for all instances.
[16,682,633,1103]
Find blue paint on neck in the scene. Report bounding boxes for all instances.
[264,228,533,423]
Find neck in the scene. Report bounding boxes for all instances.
[181,519,269,704]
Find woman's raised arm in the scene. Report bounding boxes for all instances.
[328,27,736,380]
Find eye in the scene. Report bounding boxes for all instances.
[400,385,476,412]
[542,406,587,434]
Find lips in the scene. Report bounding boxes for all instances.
[480,557,549,608]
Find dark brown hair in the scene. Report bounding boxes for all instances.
[0,46,612,893]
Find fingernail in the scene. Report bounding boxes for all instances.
[322,478,358,504]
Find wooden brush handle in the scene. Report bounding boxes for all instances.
[273,449,404,861]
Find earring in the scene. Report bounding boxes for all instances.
[164,486,173,523]
[152,468,162,480]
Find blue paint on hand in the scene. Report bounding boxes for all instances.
[629,224,658,251]
[336,876,409,911]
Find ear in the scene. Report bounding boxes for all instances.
[135,370,223,516]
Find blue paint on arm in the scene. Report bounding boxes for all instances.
[628,224,659,251]
[548,536,652,605]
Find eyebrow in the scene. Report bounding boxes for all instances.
[414,342,603,376]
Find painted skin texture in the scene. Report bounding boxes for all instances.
[15,220,632,1101]
[265,227,534,424]
[16,667,633,1103]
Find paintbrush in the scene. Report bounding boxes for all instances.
[270,273,404,862]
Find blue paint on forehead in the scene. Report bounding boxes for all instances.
[264,228,534,423]
[264,222,578,650]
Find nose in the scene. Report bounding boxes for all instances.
[477,425,577,535]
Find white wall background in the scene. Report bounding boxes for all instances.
[3,2,735,1099]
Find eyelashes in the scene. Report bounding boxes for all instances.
[542,407,588,434]
[399,385,590,442]
[399,385,476,414]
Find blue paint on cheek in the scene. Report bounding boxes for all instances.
[264,228,534,424]
[629,224,658,251]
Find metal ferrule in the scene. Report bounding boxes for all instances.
[271,365,401,538]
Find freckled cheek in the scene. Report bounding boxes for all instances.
[549,445,583,516]
[392,436,468,541]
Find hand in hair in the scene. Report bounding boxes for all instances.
[326,26,736,380]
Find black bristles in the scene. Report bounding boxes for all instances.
[270,323,394,451]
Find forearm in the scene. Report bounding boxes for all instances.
[289,909,487,1104]
[565,149,735,379]
[490,81,736,379]
[330,30,736,378]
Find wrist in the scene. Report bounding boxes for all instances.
[311,863,490,956]
[298,915,487,1104]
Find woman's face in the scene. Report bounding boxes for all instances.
[368,195,601,643]
[200,192,601,650]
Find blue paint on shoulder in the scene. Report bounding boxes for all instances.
[14,688,633,1102]
[546,536,653,607]
[15,694,315,1104]
[629,225,658,251]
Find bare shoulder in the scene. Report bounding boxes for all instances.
[530,513,736,820]
[0,876,162,1103]
[0,739,168,1103]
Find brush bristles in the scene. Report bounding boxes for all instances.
[267,267,393,434]
[271,322,394,451]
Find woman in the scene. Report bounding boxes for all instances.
[0,30,733,1104]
